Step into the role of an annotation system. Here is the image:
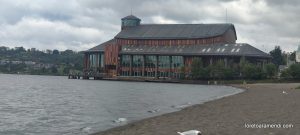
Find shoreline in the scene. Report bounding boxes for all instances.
[91,83,300,135]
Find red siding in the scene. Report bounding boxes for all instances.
[104,43,120,66]
[116,36,235,46]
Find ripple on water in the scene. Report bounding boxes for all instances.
[0,74,243,135]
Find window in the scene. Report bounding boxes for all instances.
[132,55,143,68]
[145,55,157,68]
[121,55,131,68]
[158,56,170,69]
[171,56,184,69]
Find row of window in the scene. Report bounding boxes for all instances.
[120,71,183,78]
[121,55,184,69]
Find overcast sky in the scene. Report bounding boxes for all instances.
[0,0,299,52]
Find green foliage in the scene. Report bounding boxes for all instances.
[191,58,203,79]
[53,49,59,55]
[280,68,291,78]
[290,51,296,61]
[179,67,185,79]
[269,46,285,67]
[51,66,58,74]
[0,46,84,75]
[210,60,225,79]
[289,64,300,79]
[191,59,236,80]
[223,68,235,79]
[240,58,266,80]
[264,63,277,78]
[280,64,300,79]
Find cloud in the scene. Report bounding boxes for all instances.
[0,17,104,51]
[0,0,299,52]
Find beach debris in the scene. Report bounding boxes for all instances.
[81,127,92,133]
[172,102,192,109]
[282,91,288,94]
[243,80,247,85]
[177,130,202,135]
[147,108,160,113]
[113,118,127,123]
[243,80,250,88]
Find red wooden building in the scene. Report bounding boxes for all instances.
[83,15,271,79]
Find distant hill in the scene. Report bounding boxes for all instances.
[0,46,83,76]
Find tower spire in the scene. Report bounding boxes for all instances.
[226,8,228,23]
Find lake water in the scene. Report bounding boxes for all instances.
[0,74,243,135]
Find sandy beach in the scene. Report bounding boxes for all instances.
[92,83,300,135]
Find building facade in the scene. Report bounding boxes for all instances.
[83,15,271,79]
[296,45,300,63]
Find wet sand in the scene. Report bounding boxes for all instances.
[92,83,300,135]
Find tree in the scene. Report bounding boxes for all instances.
[240,62,265,80]
[61,49,74,55]
[280,68,291,78]
[244,64,256,79]
[269,46,284,67]
[63,66,71,74]
[53,49,60,55]
[289,63,300,79]
[264,63,277,78]
[239,56,248,77]
[51,66,58,74]
[289,51,296,61]
[179,67,185,79]
[191,58,203,79]
[223,68,235,79]
[210,60,226,79]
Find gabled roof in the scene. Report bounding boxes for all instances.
[84,39,115,53]
[120,43,271,58]
[115,23,236,40]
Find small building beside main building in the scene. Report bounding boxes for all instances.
[296,45,300,63]
[83,15,271,79]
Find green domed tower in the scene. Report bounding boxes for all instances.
[121,15,141,30]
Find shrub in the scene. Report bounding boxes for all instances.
[280,68,291,78]
[264,63,277,78]
[191,58,205,79]
[289,64,300,79]
[241,63,265,80]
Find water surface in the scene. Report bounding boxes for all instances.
[0,74,243,135]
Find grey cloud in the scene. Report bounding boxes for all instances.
[0,0,299,52]
[264,0,300,6]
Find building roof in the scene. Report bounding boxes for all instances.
[120,43,271,58]
[84,39,115,53]
[122,15,141,20]
[115,23,236,40]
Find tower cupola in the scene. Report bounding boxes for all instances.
[121,15,141,30]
